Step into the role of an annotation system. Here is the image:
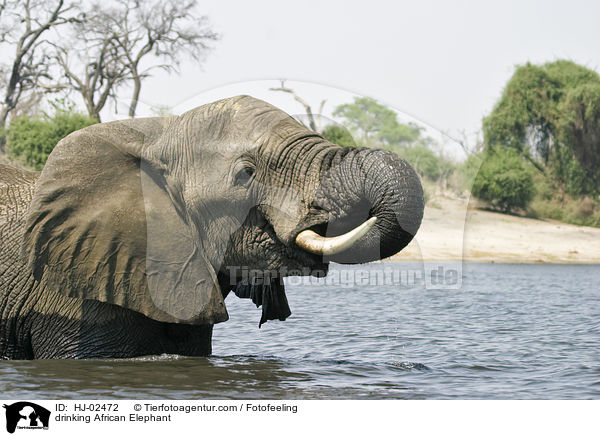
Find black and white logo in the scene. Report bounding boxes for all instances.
[3,402,50,434]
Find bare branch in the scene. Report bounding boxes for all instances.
[270,79,319,132]
[0,0,79,129]
[0,0,218,126]
[455,129,485,156]
[49,0,218,119]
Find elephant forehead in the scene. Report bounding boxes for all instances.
[180,97,306,146]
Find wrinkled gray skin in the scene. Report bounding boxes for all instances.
[0,96,423,359]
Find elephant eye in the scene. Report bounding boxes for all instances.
[234,166,255,187]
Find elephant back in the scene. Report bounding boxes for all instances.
[0,165,42,359]
[0,164,39,234]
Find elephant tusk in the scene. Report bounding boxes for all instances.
[295,216,377,256]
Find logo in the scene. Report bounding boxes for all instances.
[3,403,50,434]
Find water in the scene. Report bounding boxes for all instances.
[1,263,598,399]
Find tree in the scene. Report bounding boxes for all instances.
[48,0,218,121]
[471,147,536,212]
[50,23,128,122]
[332,97,421,147]
[108,0,218,118]
[556,82,600,195]
[331,96,456,186]
[483,60,600,195]
[0,0,80,130]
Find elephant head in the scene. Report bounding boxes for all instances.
[22,96,423,327]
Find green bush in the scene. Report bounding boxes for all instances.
[530,196,600,227]
[528,198,564,221]
[7,110,96,170]
[471,148,536,212]
[482,60,600,196]
[321,124,357,147]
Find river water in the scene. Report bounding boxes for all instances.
[0,263,598,399]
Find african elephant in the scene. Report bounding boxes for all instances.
[0,96,423,359]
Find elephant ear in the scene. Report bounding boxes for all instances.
[22,118,228,325]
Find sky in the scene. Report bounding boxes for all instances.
[121,0,600,158]
[4,0,600,158]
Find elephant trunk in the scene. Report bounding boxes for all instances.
[306,148,424,264]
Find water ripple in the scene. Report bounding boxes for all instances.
[1,263,598,399]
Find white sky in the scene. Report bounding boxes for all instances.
[125,0,600,158]
[5,0,600,158]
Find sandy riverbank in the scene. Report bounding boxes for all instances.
[392,195,600,264]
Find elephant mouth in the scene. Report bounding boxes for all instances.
[221,207,398,327]
[220,209,330,327]
[221,207,330,278]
